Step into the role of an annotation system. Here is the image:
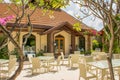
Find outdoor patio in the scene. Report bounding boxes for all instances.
[15,61,120,80]
[1,52,120,80]
[16,62,79,80]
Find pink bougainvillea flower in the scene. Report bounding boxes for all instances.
[0,18,7,26]
[90,30,103,36]
[89,30,97,35]
[0,15,14,26]
[5,15,14,21]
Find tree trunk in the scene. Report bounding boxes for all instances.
[9,49,24,80]
[107,34,115,80]
[0,25,24,80]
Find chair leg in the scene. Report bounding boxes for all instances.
[118,75,120,80]
[60,66,61,70]
[32,69,34,75]
[62,60,64,65]
[79,76,80,80]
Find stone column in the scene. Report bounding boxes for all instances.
[87,35,91,50]
[47,33,54,52]
[71,34,75,53]
[85,35,91,51]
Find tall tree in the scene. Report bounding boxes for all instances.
[0,0,68,80]
[72,0,120,80]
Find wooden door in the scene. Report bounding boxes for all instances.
[55,35,65,57]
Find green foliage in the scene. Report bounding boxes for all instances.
[36,49,44,56]
[28,3,36,10]
[104,25,111,40]
[83,31,89,35]
[24,35,35,47]
[0,0,3,2]
[80,51,84,54]
[103,36,120,53]
[0,34,9,59]
[115,14,120,21]
[50,0,64,8]
[10,0,28,4]
[10,48,19,58]
[92,39,99,50]
[39,0,44,6]
[113,47,120,54]
[73,22,81,31]
[103,44,109,53]
[113,39,120,53]
[0,46,9,59]
[28,0,68,9]
[30,40,35,46]
[10,0,21,4]
[84,50,91,56]
[0,34,6,43]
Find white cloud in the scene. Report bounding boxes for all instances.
[62,1,104,31]
[4,0,10,3]
[67,10,74,16]
[82,15,103,31]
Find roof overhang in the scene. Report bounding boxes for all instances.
[6,23,52,29]
[43,22,83,36]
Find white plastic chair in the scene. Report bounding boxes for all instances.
[79,63,98,80]
[31,57,46,74]
[70,54,79,68]
[43,53,54,56]
[49,56,62,71]
[74,51,80,54]
[60,52,69,65]
[27,54,35,63]
[0,58,16,79]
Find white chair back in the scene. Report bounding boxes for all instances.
[79,63,86,78]
[84,56,93,63]
[43,53,54,56]
[74,51,80,54]
[71,54,79,63]
[60,52,65,60]
[28,54,35,63]
[57,56,62,65]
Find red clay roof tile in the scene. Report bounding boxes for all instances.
[0,3,91,30]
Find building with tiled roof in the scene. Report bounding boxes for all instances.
[0,3,95,57]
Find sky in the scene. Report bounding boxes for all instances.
[4,0,104,31]
[62,2,104,31]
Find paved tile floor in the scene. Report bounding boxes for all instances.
[16,63,79,80]
[1,61,119,80]
[16,63,120,80]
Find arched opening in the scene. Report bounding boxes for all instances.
[79,36,85,52]
[54,35,65,57]
[23,34,36,57]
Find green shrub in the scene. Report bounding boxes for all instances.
[36,49,44,56]
[0,46,9,59]
[10,48,19,58]
[113,39,120,54]
[84,50,91,56]
[92,39,99,50]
